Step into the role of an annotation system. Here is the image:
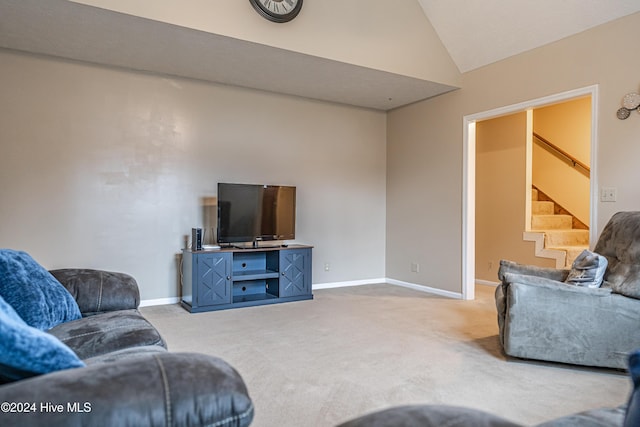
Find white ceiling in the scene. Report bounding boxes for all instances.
[418,0,640,72]
[1,0,639,110]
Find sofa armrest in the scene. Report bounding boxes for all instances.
[50,269,140,315]
[498,259,570,283]
[501,272,612,296]
[0,352,254,427]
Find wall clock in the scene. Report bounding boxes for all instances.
[249,0,303,23]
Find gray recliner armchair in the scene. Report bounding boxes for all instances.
[495,211,640,369]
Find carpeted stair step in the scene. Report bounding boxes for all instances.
[544,229,589,247]
[532,214,572,230]
[528,187,590,268]
[532,200,554,215]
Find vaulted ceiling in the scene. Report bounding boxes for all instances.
[1,0,639,110]
[418,0,640,72]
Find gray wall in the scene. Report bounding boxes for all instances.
[4,12,640,301]
[387,12,640,294]
[0,50,387,301]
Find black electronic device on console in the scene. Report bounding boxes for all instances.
[192,228,202,251]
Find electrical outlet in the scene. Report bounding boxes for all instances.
[600,187,617,202]
[324,263,330,272]
[411,262,420,273]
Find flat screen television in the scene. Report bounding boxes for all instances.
[217,183,296,245]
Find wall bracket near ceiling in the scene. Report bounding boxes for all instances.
[616,92,640,119]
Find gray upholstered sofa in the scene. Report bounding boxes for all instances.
[495,211,640,370]
[0,266,254,427]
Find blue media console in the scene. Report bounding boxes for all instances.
[181,244,313,313]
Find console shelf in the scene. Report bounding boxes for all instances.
[233,270,280,281]
[181,244,313,313]
[233,293,278,304]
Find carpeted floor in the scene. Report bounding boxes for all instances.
[141,284,629,427]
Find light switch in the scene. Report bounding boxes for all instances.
[600,187,617,202]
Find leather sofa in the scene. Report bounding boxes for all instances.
[0,268,254,427]
[336,403,627,427]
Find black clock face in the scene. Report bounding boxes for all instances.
[249,0,303,23]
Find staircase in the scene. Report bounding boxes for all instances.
[524,188,589,268]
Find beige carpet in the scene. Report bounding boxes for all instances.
[141,284,629,427]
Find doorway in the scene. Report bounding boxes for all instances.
[462,85,599,300]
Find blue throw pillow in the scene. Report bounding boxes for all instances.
[625,350,640,427]
[0,249,81,330]
[0,295,85,383]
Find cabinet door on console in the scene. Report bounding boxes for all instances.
[279,248,311,297]
[196,253,232,306]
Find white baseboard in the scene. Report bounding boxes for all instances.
[314,277,462,299]
[142,278,467,306]
[476,279,500,287]
[140,296,181,307]
[313,278,386,290]
[386,279,462,299]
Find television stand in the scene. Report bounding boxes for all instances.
[180,244,313,313]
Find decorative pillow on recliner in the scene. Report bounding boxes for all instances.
[564,249,608,288]
[0,249,81,330]
[0,294,85,384]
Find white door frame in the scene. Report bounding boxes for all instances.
[462,85,599,300]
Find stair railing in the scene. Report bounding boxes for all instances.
[533,132,590,178]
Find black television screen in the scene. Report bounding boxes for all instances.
[217,183,296,244]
